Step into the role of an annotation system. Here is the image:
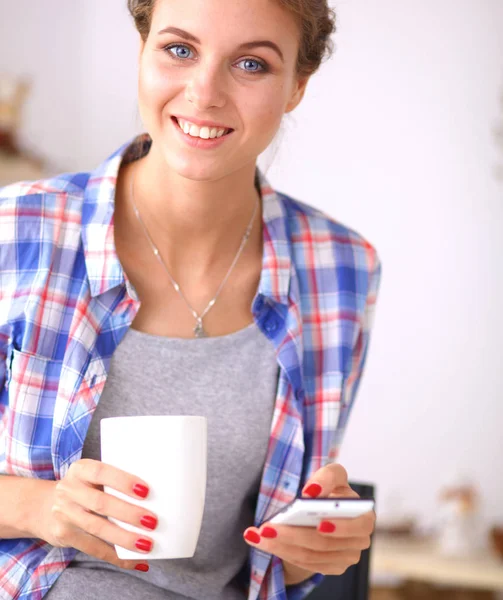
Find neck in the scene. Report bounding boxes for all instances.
[123,144,263,280]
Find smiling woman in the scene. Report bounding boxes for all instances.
[0,1,381,600]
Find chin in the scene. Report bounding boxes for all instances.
[163,153,227,183]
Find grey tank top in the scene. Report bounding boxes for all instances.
[45,321,278,600]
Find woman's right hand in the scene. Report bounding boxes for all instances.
[33,458,157,572]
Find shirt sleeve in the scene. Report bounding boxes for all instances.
[1,188,11,399]
[285,572,325,600]
[0,311,9,475]
[0,192,14,467]
[0,328,7,401]
[329,249,382,461]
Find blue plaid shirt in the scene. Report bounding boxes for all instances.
[0,134,381,600]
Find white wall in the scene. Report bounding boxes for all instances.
[0,2,86,170]
[76,1,140,169]
[0,1,140,171]
[1,0,502,532]
[328,0,503,533]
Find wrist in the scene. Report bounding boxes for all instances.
[0,476,55,539]
[24,478,56,539]
[282,559,316,586]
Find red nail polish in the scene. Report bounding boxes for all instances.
[261,527,277,539]
[319,521,336,533]
[135,538,153,552]
[133,484,149,498]
[140,515,158,530]
[244,530,261,544]
[135,563,149,572]
[303,483,322,498]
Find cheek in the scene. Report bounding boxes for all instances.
[138,61,177,110]
[244,83,289,130]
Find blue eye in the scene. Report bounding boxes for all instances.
[236,58,266,73]
[163,44,268,74]
[166,44,192,60]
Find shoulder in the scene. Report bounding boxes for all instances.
[0,170,91,205]
[0,170,91,234]
[0,171,92,278]
[278,191,381,275]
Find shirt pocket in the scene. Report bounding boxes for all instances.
[4,348,64,478]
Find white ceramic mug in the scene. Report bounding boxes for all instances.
[100,415,207,560]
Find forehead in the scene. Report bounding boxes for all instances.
[150,0,300,54]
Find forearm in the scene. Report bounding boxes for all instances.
[282,559,316,586]
[0,475,54,539]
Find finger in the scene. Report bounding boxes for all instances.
[67,459,151,500]
[327,487,361,499]
[61,479,158,532]
[301,463,350,498]
[67,527,149,572]
[317,510,376,538]
[246,532,362,574]
[55,497,154,556]
[259,523,370,552]
[288,550,363,576]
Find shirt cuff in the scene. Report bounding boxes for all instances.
[285,572,325,600]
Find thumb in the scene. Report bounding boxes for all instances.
[301,463,354,498]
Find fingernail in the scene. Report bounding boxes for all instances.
[261,527,277,539]
[135,538,153,552]
[135,563,149,572]
[303,483,322,498]
[319,521,336,533]
[133,484,149,498]
[244,530,261,544]
[140,515,158,530]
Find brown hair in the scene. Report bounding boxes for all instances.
[127,0,336,78]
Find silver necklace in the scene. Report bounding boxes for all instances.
[129,166,259,338]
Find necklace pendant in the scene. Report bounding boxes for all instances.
[194,320,207,338]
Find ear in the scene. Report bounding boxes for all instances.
[284,76,310,114]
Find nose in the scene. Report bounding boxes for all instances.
[185,62,227,110]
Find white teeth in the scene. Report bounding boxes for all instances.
[177,118,228,139]
[189,124,200,137]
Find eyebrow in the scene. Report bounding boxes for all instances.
[157,26,284,62]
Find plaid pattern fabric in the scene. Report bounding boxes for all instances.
[0,134,381,600]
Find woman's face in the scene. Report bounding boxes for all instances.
[137,0,308,181]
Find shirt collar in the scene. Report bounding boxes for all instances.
[81,133,293,308]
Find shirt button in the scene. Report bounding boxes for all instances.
[263,314,279,334]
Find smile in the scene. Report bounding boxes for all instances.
[173,116,232,140]
[171,117,234,149]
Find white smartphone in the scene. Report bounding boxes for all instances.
[264,497,375,527]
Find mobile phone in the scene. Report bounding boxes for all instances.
[264,497,375,527]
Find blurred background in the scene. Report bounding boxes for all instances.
[1,1,502,598]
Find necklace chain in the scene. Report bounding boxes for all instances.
[129,166,259,338]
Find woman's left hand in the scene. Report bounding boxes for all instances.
[242,463,375,585]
